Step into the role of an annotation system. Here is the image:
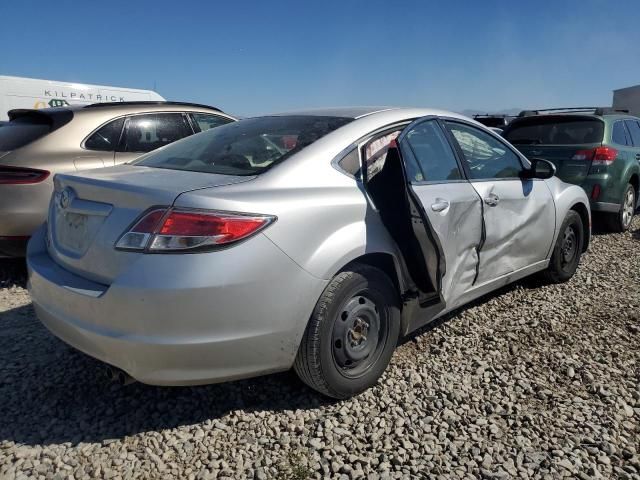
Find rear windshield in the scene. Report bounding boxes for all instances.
[0,116,52,150]
[134,115,353,176]
[504,116,604,145]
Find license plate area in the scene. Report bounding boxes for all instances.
[57,212,90,253]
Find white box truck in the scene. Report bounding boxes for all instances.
[0,75,165,121]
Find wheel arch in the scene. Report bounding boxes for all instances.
[337,252,417,336]
[340,252,403,299]
[629,173,639,199]
[570,201,591,252]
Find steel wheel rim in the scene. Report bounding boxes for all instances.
[622,189,635,228]
[331,293,387,378]
[560,225,578,269]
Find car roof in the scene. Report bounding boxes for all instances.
[267,106,399,119]
[7,102,235,126]
[10,101,226,117]
[262,106,474,122]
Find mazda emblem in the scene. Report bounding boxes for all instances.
[59,187,75,210]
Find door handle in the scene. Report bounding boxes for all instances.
[635,153,640,161]
[484,193,500,206]
[431,199,450,212]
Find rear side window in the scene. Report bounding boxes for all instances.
[123,113,193,153]
[612,121,630,146]
[364,131,401,181]
[190,113,234,133]
[504,117,604,145]
[135,115,353,176]
[0,116,51,150]
[624,120,640,146]
[85,117,125,151]
[337,148,360,176]
[402,120,461,183]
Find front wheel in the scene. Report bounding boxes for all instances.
[604,183,636,232]
[294,264,400,399]
[541,210,584,284]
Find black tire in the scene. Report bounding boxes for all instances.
[603,183,636,232]
[294,264,401,399]
[541,210,584,284]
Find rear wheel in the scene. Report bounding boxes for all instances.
[294,264,400,399]
[541,210,584,284]
[604,183,636,232]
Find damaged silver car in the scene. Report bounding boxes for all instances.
[27,107,591,399]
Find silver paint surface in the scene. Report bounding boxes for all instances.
[27,108,591,386]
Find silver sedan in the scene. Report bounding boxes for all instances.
[27,107,591,399]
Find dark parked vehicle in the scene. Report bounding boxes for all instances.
[503,107,640,231]
[473,114,514,129]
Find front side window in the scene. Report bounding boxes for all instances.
[85,117,125,151]
[624,120,640,147]
[190,113,234,132]
[123,113,193,153]
[401,120,461,182]
[446,122,522,179]
[135,115,353,176]
[612,121,630,146]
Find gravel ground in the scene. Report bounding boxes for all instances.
[0,218,639,480]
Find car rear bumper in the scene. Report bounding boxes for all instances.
[0,236,29,257]
[590,201,620,213]
[0,181,53,233]
[27,225,327,386]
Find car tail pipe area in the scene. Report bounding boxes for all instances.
[104,365,136,386]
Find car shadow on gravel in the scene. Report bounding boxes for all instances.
[0,259,27,288]
[0,303,334,447]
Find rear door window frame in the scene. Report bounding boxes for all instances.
[623,119,640,147]
[118,112,194,153]
[187,112,234,133]
[611,120,631,146]
[399,118,467,185]
[82,116,127,152]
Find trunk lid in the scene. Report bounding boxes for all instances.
[47,164,254,283]
[516,143,601,185]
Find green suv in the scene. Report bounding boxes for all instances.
[503,108,640,231]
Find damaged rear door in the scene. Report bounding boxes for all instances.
[364,118,482,315]
[443,120,556,285]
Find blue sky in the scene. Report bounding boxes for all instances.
[2,0,639,116]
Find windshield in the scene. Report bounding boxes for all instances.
[504,116,604,145]
[134,115,353,176]
[0,116,52,150]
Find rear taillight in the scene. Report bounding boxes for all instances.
[572,147,618,166]
[592,147,618,165]
[0,166,50,184]
[115,208,276,252]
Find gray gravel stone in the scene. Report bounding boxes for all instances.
[1,218,639,479]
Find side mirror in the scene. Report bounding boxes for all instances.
[522,158,556,180]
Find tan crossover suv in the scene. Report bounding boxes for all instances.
[0,101,235,257]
